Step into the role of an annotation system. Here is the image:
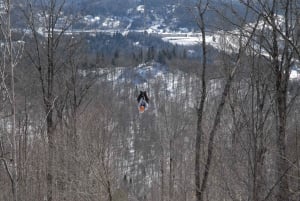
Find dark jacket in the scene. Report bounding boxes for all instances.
[137,91,149,103]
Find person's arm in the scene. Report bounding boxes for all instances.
[144,93,149,103]
[137,94,142,102]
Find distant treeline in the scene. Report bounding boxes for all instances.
[80,32,218,68]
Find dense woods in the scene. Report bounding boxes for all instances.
[1,0,300,201]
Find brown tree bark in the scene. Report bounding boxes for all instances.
[194,2,208,200]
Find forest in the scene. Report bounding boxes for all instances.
[1,0,300,201]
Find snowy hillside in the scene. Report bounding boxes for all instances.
[83,62,192,97]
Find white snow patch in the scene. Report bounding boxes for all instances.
[136,5,145,13]
[290,69,300,80]
[162,36,200,46]
[102,17,120,28]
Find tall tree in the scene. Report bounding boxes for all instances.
[193,1,259,200]
[22,0,73,200]
[240,1,300,200]
[0,0,24,200]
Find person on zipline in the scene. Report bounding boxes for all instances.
[137,91,149,113]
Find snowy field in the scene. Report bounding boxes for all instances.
[162,36,200,46]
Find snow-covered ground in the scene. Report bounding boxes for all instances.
[162,36,200,46]
[162,33,221,48]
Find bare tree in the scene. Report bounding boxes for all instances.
[239,1,300,200]
[21,0,74,200]
[0,0,24,200]
[192,1,261,200]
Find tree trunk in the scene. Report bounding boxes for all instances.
[275,79,289,201]
[199,75,234,201]
[169,139,174,201]
[46,25,55,194]
[270,4,290,199]
[46,110,54,201]
[46,4,55,200]
[7,0,18,200]
[160,157,165,201]
[195,3,207,201]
